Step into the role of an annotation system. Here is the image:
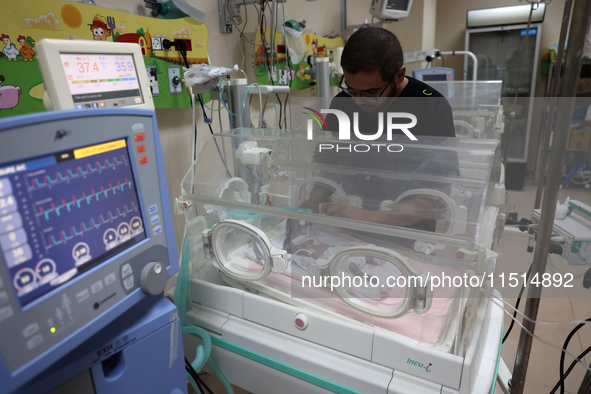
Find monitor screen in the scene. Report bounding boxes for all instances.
[423,74,449,82]
[59,53,144,109]
[386,0,410,11]
[0,138,146,307]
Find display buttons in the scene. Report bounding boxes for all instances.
[149,204,158,214]
[150,215,160,225]
[133,132,146,142]
[23,323,40,338]
[26,334,43,350]
[0,306,14,324]
[121,263,132,278]
[136,144,146,154]
[104,273,116,286]
[91,280,103,294]
[123,276,134,291]
[132,123,145,133]
[138,156,148,165]
[153,225,162,235]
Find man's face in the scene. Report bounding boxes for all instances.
[341,68,405,112]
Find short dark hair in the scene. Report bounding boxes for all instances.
[341,27,403,82]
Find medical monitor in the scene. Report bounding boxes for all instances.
[413,67,455,82]
[370,0,413,21]
[0,108,177,391]
[36,39,154,111]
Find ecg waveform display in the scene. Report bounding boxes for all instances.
[0,138,146,306]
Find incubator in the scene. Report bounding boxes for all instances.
[177,128,506,393]
[428,81,504,140]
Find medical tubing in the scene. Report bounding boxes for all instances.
[177,233,233,392]
[208,356,234,394]
[182,325,234,394]
[546,254,591,279]
[480,288,591,326]
[480,290,591,374]
[219,80,262,121]
[182,326,212,373]
[174,232,191,327]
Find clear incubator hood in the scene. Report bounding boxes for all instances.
[179,128,503,356]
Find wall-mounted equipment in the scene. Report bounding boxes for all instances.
[370,0,413,21]
[218,0,286,33]
[36,39,154,111]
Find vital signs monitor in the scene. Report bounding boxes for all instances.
[0,108,181,392]
[36,39,154,111]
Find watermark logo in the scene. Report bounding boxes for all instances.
[303,107,328,133]
[304,108,418,153]
[407,357,432,373]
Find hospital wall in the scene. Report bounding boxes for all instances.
[47,0,566,251]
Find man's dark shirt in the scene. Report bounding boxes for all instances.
[315,76,458,233]
[326,76,456,138]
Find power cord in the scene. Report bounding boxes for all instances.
[549,317,591,394]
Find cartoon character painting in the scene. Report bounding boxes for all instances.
[0,75,22,109]
[1,34,20,61]
[89,14,114,41]
[17,35,35,61]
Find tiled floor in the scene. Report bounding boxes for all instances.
[191,184,591,394]
[495,184,591,394]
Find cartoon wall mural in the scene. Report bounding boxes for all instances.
[0,75,22,109]
[89,15,113,41]
[0,0,209,117]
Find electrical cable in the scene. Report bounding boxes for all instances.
[501,264,532,344]
[186,356,215,394]
[197,93,232,178]
[550,344,591,394]
[555,317,591,394]
[185,357,204,394]
[275,94,282,128]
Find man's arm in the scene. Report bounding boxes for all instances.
[321,196,447,227]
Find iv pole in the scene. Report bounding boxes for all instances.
[510,1,591,393]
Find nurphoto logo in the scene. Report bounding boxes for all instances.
[304,107,418,153]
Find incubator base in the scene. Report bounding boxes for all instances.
[187,276,504,394]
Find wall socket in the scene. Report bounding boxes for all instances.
[167,65,182,95]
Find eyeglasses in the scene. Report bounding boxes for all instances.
[338,75,392,102]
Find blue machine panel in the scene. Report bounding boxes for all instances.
[0,108,179,392]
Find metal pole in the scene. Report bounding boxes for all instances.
[511,1,591,393]
[226,78,251,129]
[316,57,331,110]
[534,0,573,209]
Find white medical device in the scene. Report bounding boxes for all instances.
[370,0,413,21]
[532,200,591,266]
[413,67,455,82]
[178,129,506,393]
[36,39,154,111]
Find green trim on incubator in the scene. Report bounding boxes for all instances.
[491,319,504,394]
[210,336,363,394]
[567,202,591,217]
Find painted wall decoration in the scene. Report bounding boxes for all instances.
[253,28,343,90]
[0,0,209,117]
